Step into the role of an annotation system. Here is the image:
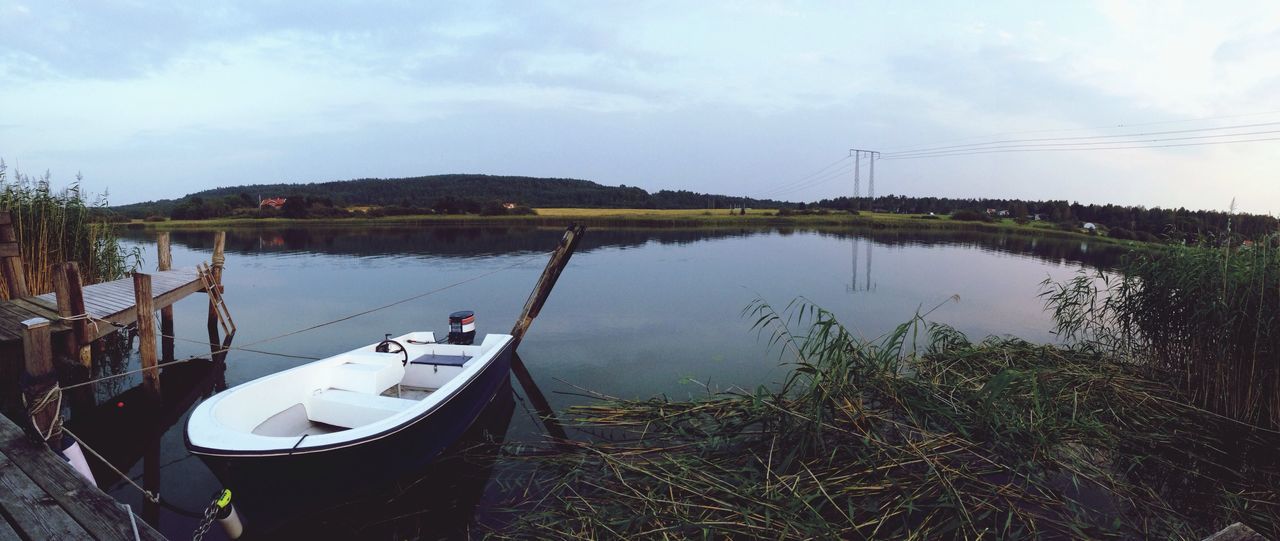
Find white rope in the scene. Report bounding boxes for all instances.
[63,428,160,504]
[57,311,102,336]
[121,503,141,541]
[20,383,62,441]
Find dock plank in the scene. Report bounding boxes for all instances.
[0,416,166,540]
[0,514,20,541]
[0,267,205,344]
[0,452,93,539]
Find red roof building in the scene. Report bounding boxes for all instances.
[260,197,287,209]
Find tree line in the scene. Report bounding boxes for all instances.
[815,195,1278,242]
[111,173,1276,241]
[115,174,781,219]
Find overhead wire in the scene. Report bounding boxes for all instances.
[881,108,1280,153]
[885,121,1280,158]
[750,155,851,198]
[884,127,1280,160]
[881,135,1280,161]
[756,160,857,199]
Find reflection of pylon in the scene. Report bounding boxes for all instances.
[847,238,858,293]
[865,241,873,291]
[847,238,876,293]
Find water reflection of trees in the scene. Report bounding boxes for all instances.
[120,226,1128,269]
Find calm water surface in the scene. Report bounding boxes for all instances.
[95,225,1125,538]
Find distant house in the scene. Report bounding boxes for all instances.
[985,208,997,215]
[1082,222,1097,231]
[502,202,517,210]
[260,197,287,209]
[996,209,1010,217]
[1032,213,1043,221]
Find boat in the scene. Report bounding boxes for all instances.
[185,311,514,522]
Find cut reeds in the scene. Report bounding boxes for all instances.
[491,301,1280,540]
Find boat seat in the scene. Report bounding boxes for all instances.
[307,389,417,428]
[330,353,405,395]
[408,353,471,367]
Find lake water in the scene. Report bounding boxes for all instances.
[96,225,1126,539]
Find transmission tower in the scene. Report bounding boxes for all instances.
[848,148,880,201]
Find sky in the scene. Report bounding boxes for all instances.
[1,1,1279,212]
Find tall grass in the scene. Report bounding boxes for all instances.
[1042,235,1280,431]
[0,160,138,297]
[493,301,1280,539]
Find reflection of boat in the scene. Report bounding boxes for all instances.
[185,317,514,523]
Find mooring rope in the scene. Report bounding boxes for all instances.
[20,383,165,509]
[20,382,62,442]
[62,427,160,503]
[57,250,549,391]
[57,311,101,337]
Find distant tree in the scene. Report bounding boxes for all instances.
[282,195,309,218]
[1010,201,1029,219]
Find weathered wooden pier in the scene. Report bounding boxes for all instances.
[0,214,231,541]
[0,412,166,539]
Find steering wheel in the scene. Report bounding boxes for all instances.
[375,336,409,366]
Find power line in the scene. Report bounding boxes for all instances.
[881,108,1280,153]
[885,128,1280,160]
[885,120,1280,158]
[756,160,856,198]
[880,135,1280,161]
[750,155,851,198]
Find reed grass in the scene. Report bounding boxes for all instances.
[491,301,1280,540]
[0,161,138,297]
[1042,234,1280,432]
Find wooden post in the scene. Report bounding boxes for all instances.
[22,317,61,448]
[509,225,585,350]
[63,263,91,367]
[132,273,160,397]
[207,231,225,334]
[53,263,94,411]
[52,263,76,359]
[507,226,583,442]
[157,233,174,362]
[0,211,28,299]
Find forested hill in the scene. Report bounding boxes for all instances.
[113,174,773,217]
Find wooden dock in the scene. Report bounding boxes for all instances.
[0,413,165,540]
[0,221,229,541]
[0,267,204,344]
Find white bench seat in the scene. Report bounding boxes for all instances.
[307,389,417,428]
[329,352,405,395]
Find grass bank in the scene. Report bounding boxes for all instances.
[124,208,1129,245]
[491,301,1279,540]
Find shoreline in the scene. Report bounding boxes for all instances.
[118,209,1140,246]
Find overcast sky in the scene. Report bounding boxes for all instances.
[2,1,1279,212]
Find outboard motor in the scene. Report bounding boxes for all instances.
[447,310,476,345]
